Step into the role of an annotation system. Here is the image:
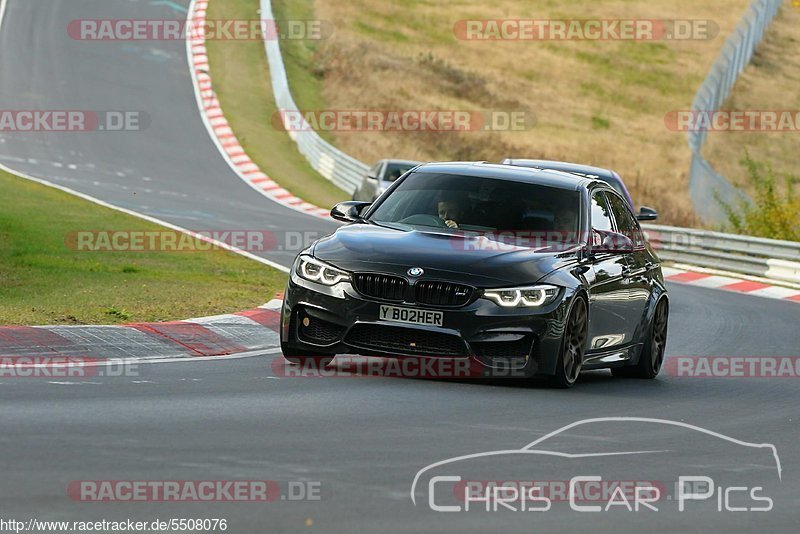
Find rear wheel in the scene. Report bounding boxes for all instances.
[612,298,668,379]
[549,297,588,388]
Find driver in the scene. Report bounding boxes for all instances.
[554,207,577,232]
[437,193,469,229]
[553,206,578,245]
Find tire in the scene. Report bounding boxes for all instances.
[612,298,668,379]
[549,296,588,388]
[281,343,333,369]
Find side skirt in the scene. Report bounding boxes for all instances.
[582,343,643,370]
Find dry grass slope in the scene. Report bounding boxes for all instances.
[297,0,757,224]
[703,2,800,199]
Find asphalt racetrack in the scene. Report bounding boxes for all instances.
[0,1,798,532]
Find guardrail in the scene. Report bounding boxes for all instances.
[260,0,368,195]
[687,0,782,224]
[259,0,799,285]
[643,224,800,285]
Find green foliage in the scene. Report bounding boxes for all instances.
[591,115,610,129]
[105,307,132,321]
[718,154,800,241]
[0,171,286,325]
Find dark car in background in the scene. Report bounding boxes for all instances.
[281,162,669,387]
[502,158,659,221]
[352,158,422,202]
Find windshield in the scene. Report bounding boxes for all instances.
[368,172,581,244]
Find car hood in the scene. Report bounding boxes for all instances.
[312,223,579,287]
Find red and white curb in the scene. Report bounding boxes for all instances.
[186,0,331,220]
[662,266,800,304]
[0,300,284,362]
[2,263,799,362]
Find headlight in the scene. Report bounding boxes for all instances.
[296,255,349,286]
[482,285,560,307]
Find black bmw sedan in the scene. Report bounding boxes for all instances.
[280,162,669,387]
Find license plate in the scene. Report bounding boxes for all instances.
[379,305,443,327]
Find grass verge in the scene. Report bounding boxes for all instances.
[204,0,348,207]
[0,170,286,326]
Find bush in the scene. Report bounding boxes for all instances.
[718,154,800,242]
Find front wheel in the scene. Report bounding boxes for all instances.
[549,296,588,388]
[612,298,668,379]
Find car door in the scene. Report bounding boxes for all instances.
[586,189,633,351]
[606,191,653,332]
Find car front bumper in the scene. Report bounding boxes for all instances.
[281,272,576,377]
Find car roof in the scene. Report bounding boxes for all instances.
[412,161,594,191]
[381,158,424,166]
[502,158,635,206]
[501,158,617,180]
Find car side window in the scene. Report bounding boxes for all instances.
[590,191,613,232]
[607,192,645,248]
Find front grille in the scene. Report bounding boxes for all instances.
[471,336,534,360]
[296,312,346,345]
[415,281,474,307]
[352,273,407,301]
[345,324,466,356]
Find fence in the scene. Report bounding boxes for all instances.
[260,0,368,195]
[687,0,783,224]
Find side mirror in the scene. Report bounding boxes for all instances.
[636,206,658,221]
[592,229,634,254]
[365,174,378,182]
[330,201,371,223]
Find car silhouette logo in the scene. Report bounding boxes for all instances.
[407,267,424,277]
